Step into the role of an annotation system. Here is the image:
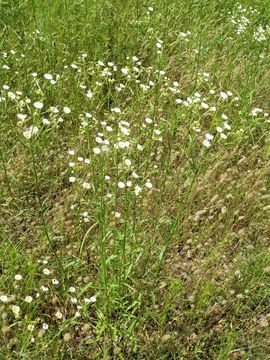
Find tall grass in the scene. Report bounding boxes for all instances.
[0,0,270,358]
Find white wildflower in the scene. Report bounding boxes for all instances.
[82,182,91,189]
[203,139,211,148]
[43,268,50,275]
[33,101,43,109]
[69,177,76,183]
[12,305,20,317]
[118,181,125,189]
[0,295,8,303]
[44,73,53,80]
[63,106,71,114]
[14,274,23,281]
[24,296,33,303]
[17,114,27,120]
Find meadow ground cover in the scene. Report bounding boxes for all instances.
[0,0,270,358]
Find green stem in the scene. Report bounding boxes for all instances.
[29,137,65,278]
[0,148,13,197]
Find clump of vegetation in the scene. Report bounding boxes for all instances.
[0,0,270,358]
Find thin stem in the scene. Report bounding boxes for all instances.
[0,148,13,197]
[29,137,65,278]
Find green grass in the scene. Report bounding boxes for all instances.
[0,0,270,358]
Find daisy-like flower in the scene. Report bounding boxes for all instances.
[42,323,49,330]
[98,60,105,66]
[93,147,101,154]
[145,117,153,124]
[41,285,49,292]
[33,101,43,109]
[132,172,139,179]
[69,287,76,293]
[55,310,63,319]
[220,133,227,139]
[24,296,33,303]
[201,102,209,109]
[111,107,121,113]
[221,114,228,120]
[50,106,59,113]
[205,133,214,140]
[220,92,228,100]
[145,180,153,189]
[118,181,125,189]
[120,127,130,136]
[124,159,132,166]
[43,268,50,275]
[69,177,76,183]
[224,122,231,130]
[14,274,23,281]
[17,114,27,120]
[95,136,103,144]
[8,91,16,99]
[63,106,71,114]
[135,185,142,196]
[86,90,93,98]
[84,296,97,304]
[42,118,50,125]
[0,295,8,303]
[12,305,20,317]
[121,68,129,75]
[82,182,91,189]
[44,73,53,80]
[203,139,211,148]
